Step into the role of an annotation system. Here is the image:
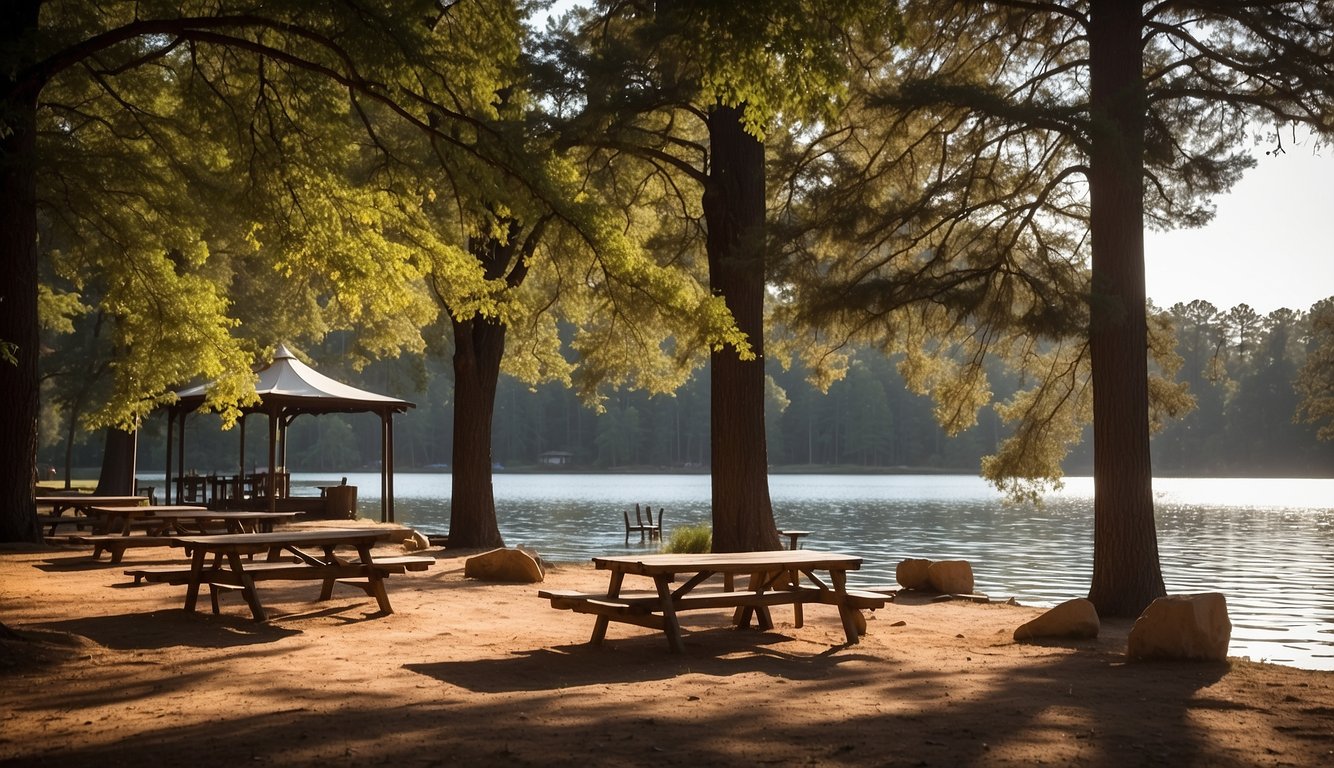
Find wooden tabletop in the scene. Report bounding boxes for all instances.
[36,495,147,508]
[592,550,863,576]
[94,508,292,521]
[89,505,208,515]
[171,528,386,549]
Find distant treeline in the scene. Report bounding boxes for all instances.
[55,299,1331,479]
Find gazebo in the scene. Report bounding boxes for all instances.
[164,344,415,522]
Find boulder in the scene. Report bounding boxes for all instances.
[896,558,933,590]
[464,548,545,583]
[927,560,974,595]
[400,530,431,552]
[1127,593,1231,662]
[1013,598,1100,642]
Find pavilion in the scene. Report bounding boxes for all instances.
[164,344,414,522]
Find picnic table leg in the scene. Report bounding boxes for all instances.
[831,569,860,644]
[735,573,774,631]
[591,571,623,645]
[319,546,339,601]
[788,569,804,628]
[652,574,685,654]
[357,543,393,615]
[183,547,208,613]
[225,551,267,622]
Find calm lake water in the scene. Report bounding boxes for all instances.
[284,472,1334,671]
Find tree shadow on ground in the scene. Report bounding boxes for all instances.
[406,629,890,693]
[35,610,300,650]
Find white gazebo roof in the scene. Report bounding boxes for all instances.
[173,344,413,415]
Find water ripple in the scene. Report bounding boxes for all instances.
[285,472,1334,671]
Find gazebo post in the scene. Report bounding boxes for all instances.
[164,410,174,505]
[380,412,394,523]
[238,415,247,481]
[266,408,278,514]
[175,412,188,504]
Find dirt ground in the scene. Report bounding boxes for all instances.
[1,532,1331,767]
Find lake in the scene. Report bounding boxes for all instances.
[277,472,1334,671]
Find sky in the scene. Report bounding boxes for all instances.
[1143,145,1334,316]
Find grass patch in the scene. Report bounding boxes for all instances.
[662,523,711,554]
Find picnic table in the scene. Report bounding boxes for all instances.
[539,550,888,653]
[35,494,149,535]
[72,506,299,563]
[165,528,432,622]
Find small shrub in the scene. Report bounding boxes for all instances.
[663,523,711,554]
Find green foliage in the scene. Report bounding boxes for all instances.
[772,0,1334,503]
[1298,299,1334,442]
[662,522,711,554]
[19,0,544,436]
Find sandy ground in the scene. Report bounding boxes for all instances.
[1,530,1332,767]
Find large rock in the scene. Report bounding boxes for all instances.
[464,548,545,583]
[927,560,974,595]
[1014,598,1100,642]
[896,558,933,590]
[1127,593,1231,662]
[400,529,431,552]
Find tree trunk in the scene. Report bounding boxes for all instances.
[1086,1,1166,617]
[94,429,138,496]
[0,0,43,544]
[703,104,780,553]
[447,313,507,550]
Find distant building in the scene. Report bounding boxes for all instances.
[537,451,574,466]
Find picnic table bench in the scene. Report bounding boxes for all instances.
[539,550,887,653]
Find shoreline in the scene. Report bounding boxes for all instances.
[40,466,1334,484]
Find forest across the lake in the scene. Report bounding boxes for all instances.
[47,298,1331,480]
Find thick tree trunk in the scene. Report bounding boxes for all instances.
[447,313,507,550]
[94,429,139,496]
[0,0,43,544]
[1086,1,1166,617]
[703,105,780,553]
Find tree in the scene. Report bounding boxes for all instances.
[1297,298,1334,443]
[406,25,742,545]
[545,0,891,551]
[0,1,560,543]
[783,1,1334,615]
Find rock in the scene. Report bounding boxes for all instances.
[896,558,933,590]
[1013,598,1100,642]
[927,560,974,595]
[400,530,430,552]
[516,545,548,572]
[1127,593,1231,662]
[464,548,545,583]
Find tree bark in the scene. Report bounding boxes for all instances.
[446,312,508,549]
[94,429,139,496]
[703,104,780,553]
[1086,0,1166,617]
[0,0,43,544]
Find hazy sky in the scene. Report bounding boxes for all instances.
[1144,145,1333,316]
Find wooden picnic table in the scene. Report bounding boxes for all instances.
[35,494,150,534]
[90,506,295,535]
[539,550,888,653]
[168,528,423,622]
[72,506,300,563]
